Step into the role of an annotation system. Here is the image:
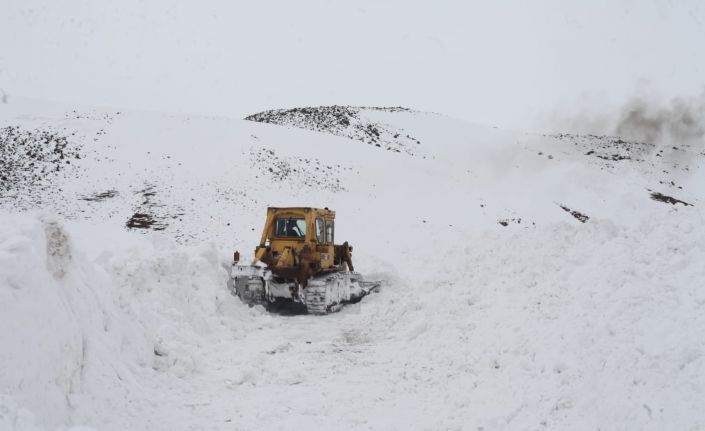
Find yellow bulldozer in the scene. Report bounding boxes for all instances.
[227,207,380,314]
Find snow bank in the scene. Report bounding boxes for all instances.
[0,212,248,430]
[0,212,114,429]
[373,212,705,430]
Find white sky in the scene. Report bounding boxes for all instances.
[1,0,704,130]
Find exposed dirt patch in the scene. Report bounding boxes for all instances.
[126,185,183,231]
[43,220,72,279]
[649,191,693,207]
[80,190,119,202]
[126,213,164,230]
[558,205,589,223]
[245,106,422,156]
[498,218,522,227]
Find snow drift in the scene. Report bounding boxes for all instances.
[0,211,245,430]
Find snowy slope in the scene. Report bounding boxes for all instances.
[1,98,705,431]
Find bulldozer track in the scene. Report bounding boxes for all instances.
[305,271,368,315]
[232,277,267,307]
[304,283,328,315]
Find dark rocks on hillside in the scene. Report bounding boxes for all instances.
[551,133,653,165]
[246,106,359,132]
[498,218,522,227]
[245,106,422,156]
[126,213,163,230]
[249,148,351,192]
[558,205,589,223]
[0,126,82,208]
[126,185,183,232]
[649,191,692,207]
[80,190,119,202]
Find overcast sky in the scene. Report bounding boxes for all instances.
[1,0,704,131]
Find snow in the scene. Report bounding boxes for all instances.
[1,98,705,430]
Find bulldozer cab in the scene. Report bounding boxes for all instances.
[254,207,340,278]
[274,218,306,238]
[261,207,335,245]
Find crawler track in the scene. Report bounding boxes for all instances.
[229,270,380,315]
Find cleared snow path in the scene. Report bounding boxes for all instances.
[2,209,704,431]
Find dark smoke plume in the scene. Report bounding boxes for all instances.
[545,89,705,148]
[615,91,705,145]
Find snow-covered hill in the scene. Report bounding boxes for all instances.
[1,98,704,431]
[245,106,424,155]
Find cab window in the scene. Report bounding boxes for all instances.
[315,218,324,243]
[325,220,334,244]
[275,218,306,238]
